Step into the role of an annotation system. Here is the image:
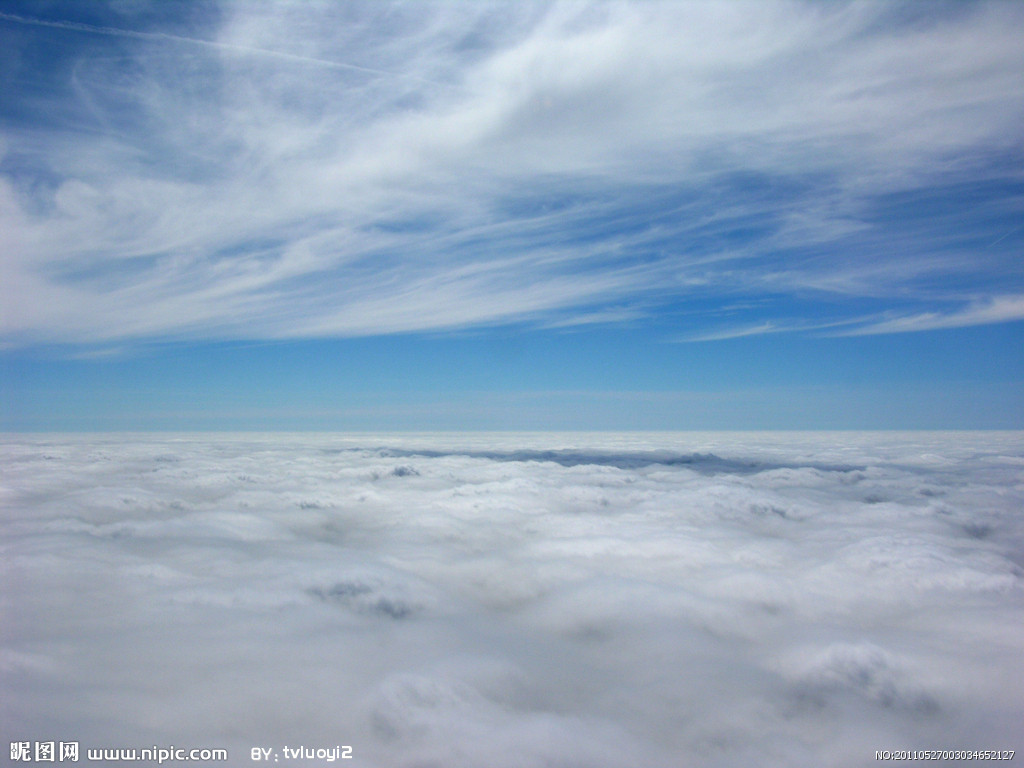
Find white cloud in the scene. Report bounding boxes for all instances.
[2,432,1022,765]
[688,294,1024,341]
[684,321,782,342]
[839,295,1024,335]
[1,1,1023,344]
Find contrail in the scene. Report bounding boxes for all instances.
[987,226,1019,248]
[0,10,407,79]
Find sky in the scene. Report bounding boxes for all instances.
[1,0,1023,429]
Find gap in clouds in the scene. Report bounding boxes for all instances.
[366,446,865,474]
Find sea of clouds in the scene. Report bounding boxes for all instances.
[2,432,1022,767]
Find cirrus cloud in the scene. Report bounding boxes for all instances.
[1,1,1023,346]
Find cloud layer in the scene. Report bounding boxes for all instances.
[2,1,1023,345]
[3,432,1022,765]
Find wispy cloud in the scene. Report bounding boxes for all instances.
[684,322,783,343]
[0,10,407,78]
[837,295,1024,336]
[690,295,1024,341]
[2,1,1023,346]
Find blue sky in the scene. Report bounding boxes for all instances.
[1,0,1022,430]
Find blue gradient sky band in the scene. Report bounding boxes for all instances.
[1,1,1022,429]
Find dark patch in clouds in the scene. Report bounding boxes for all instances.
[373,446,864,474]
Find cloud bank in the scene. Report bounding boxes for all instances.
[2,432,1022,765]
[2,1,1023,345]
